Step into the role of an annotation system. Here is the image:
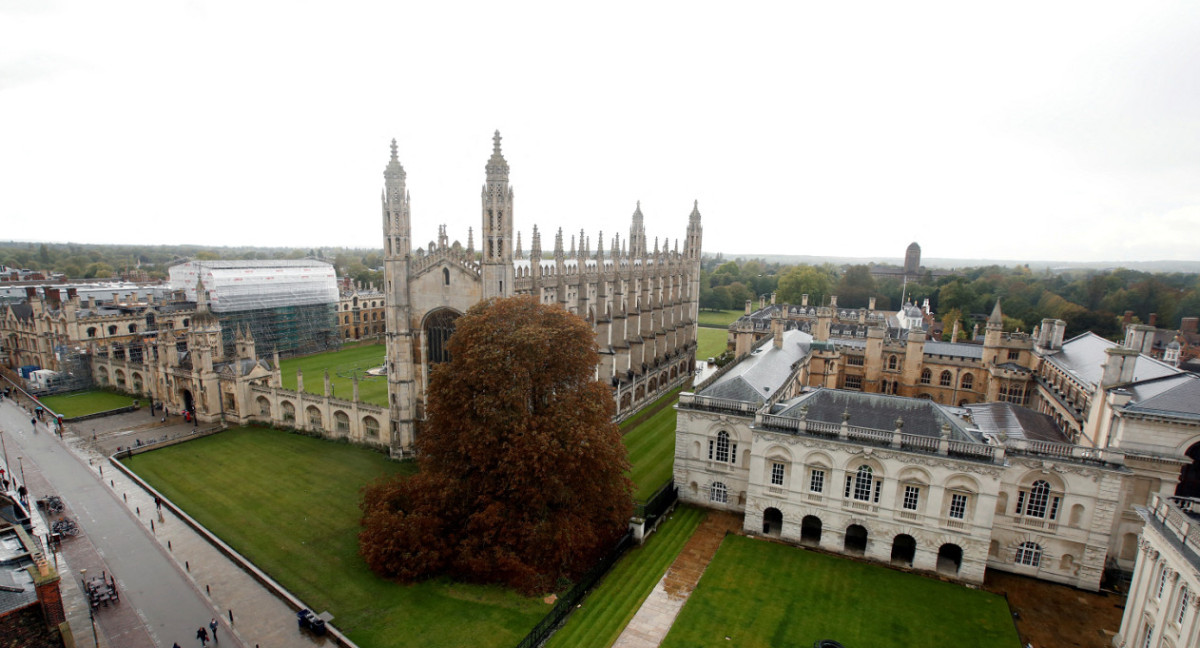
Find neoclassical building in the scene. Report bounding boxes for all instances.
[1115,493,1200,648]
[676,319,1200,591]
[381,133,702,450]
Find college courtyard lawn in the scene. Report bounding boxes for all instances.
[279,342,388,406]
[697,327,728,361]
[547,506,706,648]
[39,389,135,418]
[622,387,683,501]
[122,427,546,648]
[697,309,742,328]
[661,535,1021,648]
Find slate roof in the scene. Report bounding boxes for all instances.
[965,402,1069,443]
[923,341,984,359]
[774,389,979,441]
[700,329,811,404]
[1047,332,1179,388]
[1123,374,1200,421]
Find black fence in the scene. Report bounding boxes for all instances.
[513,530,635,648]
[635,479,678,527]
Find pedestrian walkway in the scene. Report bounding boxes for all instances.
[612,511,743,648]
[0,397,327,648]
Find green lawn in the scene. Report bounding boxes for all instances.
[548,506,706,648]
[39,390,135,418]
[696,327,728,361]
[122,427,546,648]
[279,343,388,406]
[697,309,742,328]
[662,536,1020,648]
[622,393,680,501]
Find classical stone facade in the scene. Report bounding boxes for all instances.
[676,324,1200,591]
[1114,494,1200,648]
[381,133,702,451]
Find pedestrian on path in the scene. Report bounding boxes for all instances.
[196,626,209,646]
[209,617,218,642]
[173,643,181,648]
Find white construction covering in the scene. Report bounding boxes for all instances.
[169,260,338,313]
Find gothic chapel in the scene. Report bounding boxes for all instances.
[381,132,703,451]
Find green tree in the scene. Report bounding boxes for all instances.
[359,296,633,593]
[941,308,965,341]
[835,265,876,308]
[776,265,832,306]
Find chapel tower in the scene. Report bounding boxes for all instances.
[481,130,515,299]
[382,139,417,449]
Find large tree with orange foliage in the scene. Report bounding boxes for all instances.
[359,296,633,593]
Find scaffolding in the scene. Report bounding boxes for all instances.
[169,260,341,358]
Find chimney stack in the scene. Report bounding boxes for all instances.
[1149,313,1158,327]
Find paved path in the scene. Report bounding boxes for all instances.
[612,512,742,648]
[1,396,330,648]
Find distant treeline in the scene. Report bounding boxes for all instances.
[699,255,1200,341]
[0,241,384,289]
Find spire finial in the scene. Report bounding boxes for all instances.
[493,130,502,155]
[390,138,398,161]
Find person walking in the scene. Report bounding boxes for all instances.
[196,626,209,646]
[209,617,218,642]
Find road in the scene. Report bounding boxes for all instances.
[0,398,240,648]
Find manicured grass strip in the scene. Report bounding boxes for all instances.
[696,327,728,361]
[547,506,706,648]
[39,390,135,418]
[123,427,545,648]
[279,343,388,406]
[697,309,742,328]
[620,386,684,433]
[623,399,679,501]
[662,536,1021,648]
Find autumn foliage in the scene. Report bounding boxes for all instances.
[359,296,634,593]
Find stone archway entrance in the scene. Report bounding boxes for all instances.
[762,508,783,537]
[181,389,195,415]
[937,543,963,575]
[801,516,822,546]
[891,534,916,567]
[844,524,868,556]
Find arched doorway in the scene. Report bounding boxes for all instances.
[801,516,822,546]
[844,524,868,556]
[423,309,460,365]
[181,389,195,415]
[1177,442,1200,498]
[891,534,916,567]
[937,543,963,575]
[762,508,783,537]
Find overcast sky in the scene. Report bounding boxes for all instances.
[3,1,1198,264]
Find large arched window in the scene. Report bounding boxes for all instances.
[710,481,728,504]
[424,309,460,365]
[709,431,736,464]
[939,370,952,387]
[1015,542,1042,567]
[961,374,974,390]
[1017,480,1059,519]
[845,465,879,502]
[887,355,898,370]
[920,369,932,385]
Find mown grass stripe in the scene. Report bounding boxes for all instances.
[547,506,706,648]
